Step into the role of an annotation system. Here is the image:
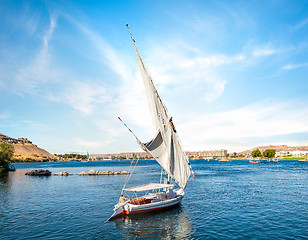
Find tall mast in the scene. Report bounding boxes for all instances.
[126,24,169,119]
[125,24,194,189]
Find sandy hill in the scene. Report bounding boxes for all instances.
[240,145,308,155]
[0,133,56,161]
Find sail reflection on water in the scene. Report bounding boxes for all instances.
[113,207,193,239]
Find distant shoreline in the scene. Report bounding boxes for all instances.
[10,157,306,164]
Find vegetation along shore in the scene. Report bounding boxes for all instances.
[0,132,307,173]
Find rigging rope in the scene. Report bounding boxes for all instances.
[160,167,164,184]
[121,157,139,196]
[118,117,144,195]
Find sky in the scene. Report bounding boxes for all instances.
[0,0,308,154]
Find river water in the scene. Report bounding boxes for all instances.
[0,160,307,239]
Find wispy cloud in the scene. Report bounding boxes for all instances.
[52,16,147,128]
[282,62,308,70]
[204,77,226,103]
[180,100,308,151]
[63,80,111,114]
[66,16,134,83]
[12,15,57,95]
[0,112,10,119]
[146,43,245,103]
[252,47,276,57]
[43,16,57,48]
[292,18,308,30]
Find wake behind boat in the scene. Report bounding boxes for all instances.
[108,25,195,221]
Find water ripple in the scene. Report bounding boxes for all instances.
[1,160,307,239]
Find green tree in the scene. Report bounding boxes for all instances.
[0,142,15,173]
[251,149,262,158]
[263,149,276,159]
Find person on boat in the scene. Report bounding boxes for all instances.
[119,194,130,203]
[169,117,177,133]
[167,188,176,199]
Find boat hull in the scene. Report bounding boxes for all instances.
[108,195,183,221]
[250,160,260,163]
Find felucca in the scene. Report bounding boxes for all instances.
[108,25,195,220]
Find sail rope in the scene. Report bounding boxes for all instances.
[121,157,139,196]
[160,167,164,184]
[118,117,141,196]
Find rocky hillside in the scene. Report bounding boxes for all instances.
[0,133,56,161]
[240,145,308,155]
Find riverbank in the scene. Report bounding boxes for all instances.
[226,157,306,161]
[8,157,307,165]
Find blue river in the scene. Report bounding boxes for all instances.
[1,160,307,239]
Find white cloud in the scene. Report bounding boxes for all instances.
[11,15,57,95]
[204,76,226,103]
[292,18,308,30]
[179,100,308,151]
[282,62,308,70]
[63,80,111,114]
[43,16,57,48]
[67,17,134,83]
[145,43,244,103]
[252,47,276,57]
[55,19,153,140]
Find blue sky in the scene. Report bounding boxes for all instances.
[1,0,308,154]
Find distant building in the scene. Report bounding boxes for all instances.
[276,151,308,157]
[0,135,32,145]
[198,149,228,158]
[17,138,32,144]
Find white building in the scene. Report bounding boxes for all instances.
[276,151,308,157]
[199,149,227,158]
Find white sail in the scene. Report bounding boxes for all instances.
[128,26,192,189]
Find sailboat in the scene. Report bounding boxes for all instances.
[108,25,195,221]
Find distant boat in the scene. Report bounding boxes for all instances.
[108,25,195,221]
[218,158,229,162]
[267,158,279,163]
[250,158,260,164]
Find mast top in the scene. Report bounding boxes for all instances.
[126,24,136,43]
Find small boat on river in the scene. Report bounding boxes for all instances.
[250,159,260,164]
[267,158,279,163]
